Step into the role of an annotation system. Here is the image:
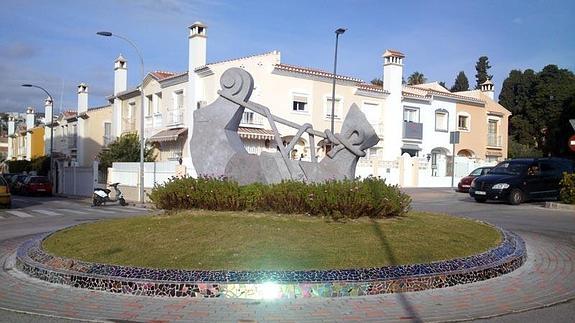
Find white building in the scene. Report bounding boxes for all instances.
[107,22,510,187]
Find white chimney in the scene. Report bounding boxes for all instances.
[381,49,405,161]
[183,21,207,177]
[114,54,127,95]
[188,22,207,71]
[7,116,15,160]
[480,78,495,100]
[25,107,35,160]
[44,97,53,156]
[112,55,127,138]
[78,83,88,114]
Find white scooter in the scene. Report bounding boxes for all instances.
[93,182,127,206]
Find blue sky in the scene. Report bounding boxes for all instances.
[1,0,574,113]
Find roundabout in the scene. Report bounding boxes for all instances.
[1,191,574,322]
[15,227,525,299]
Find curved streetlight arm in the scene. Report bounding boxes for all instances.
[21,84,53,103]
[21,83,55,184]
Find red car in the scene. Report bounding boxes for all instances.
[21,176,52,196]
[457,167,493,193]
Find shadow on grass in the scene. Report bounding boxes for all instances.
[370,218,422,323]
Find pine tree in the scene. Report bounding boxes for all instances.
[475,56,493,89]
[450,71,469,92]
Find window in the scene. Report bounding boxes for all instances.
[403,107,419,123]
[362,102,380,124]
[145,95,153,116]
[458,114,469,130]
[325,97,342,119]
[153,93,162,114]
[174,90,184,110]
[292,94,308,112]
[435,110,448,132]
[104,122,112,146]
[487,119,500,146]
[128,102,135,119]
[241,111,254,125]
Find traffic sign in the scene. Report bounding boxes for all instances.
[570,119,575,131]
[569,134,575,152]
[449,131,460,144]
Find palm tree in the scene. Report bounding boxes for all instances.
[407,71,427,85]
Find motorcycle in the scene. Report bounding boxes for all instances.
[93,182,127,206]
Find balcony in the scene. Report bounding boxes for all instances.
[403,121,423,140]
[487,134,502,147]
[67,136,77,149]
[166,107,184,126]
[145,115,153,128]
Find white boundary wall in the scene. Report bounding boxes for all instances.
[109,161,179,188]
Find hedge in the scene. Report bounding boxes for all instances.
[149,176,411,219]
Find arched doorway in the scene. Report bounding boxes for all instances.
[430,147,450,177]
[457,149,475,158]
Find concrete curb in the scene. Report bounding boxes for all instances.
[544,201,575,211]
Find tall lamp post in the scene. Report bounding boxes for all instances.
[21,84,54,181]
[97,31,145,204]
[330,27,346,135]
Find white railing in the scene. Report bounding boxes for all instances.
[166,108,183,126]
[240,112,264,127]
[153,113,163,128]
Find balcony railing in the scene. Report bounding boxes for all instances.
[487,134,502,147]
[145,115,153,128]
[403,121,423,140]
[166,108,184,126]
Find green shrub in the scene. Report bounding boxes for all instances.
[149,176,411,219]
[559,172,575,204]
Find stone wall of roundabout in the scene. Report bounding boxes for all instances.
[15,227,526,299]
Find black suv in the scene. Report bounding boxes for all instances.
[469,158,574,205]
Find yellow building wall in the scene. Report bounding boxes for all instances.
[30,126,45,158]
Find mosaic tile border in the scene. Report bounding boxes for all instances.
[15,228,526,299]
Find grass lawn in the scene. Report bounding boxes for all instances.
[43,211,501,271]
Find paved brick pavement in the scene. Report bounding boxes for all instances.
[1,231,574,322]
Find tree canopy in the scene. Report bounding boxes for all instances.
[97,133,156,171]
[499,65,575,158]
[450,71,469,92]
[370,78,383,86]
[407,72,426,85]
[474,56,493,89]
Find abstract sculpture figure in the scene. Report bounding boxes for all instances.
[191,68,379,184]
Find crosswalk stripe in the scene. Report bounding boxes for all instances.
[30,209,63,216]
[5,210,33,218]
[56,208,89,215]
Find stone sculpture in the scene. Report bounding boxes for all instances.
[191,68,379,184]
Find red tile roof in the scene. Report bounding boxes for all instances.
[274,63,363,83]
[383,49,405,58]
[150,71,177,80]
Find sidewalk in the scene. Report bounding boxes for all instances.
[1,232,574,322]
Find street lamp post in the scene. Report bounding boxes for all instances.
[330,28,346,136]
[97,31,145,204]
[21,84,54,182]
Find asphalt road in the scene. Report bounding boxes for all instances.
[1,190,574,322]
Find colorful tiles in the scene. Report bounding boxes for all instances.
[15,229,526,299]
